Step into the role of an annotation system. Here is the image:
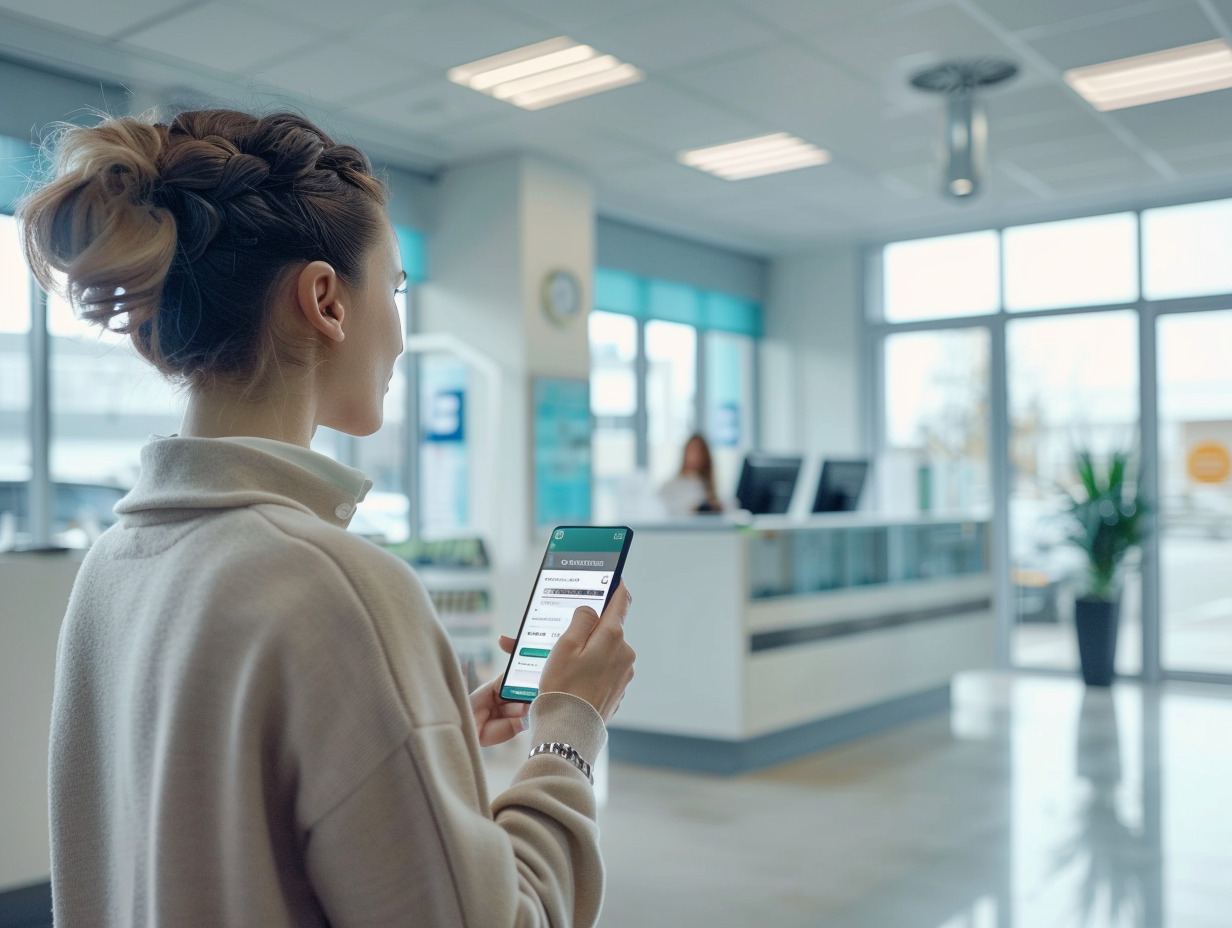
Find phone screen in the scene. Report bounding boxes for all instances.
[500,526,634,702]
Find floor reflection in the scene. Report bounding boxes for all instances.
[571,672,1232,928]
[1046,689,1162,926]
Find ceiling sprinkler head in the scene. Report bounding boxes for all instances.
[909,58,1019,94]
[910,58,1019,201]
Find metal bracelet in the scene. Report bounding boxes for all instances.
[528,741,594,785]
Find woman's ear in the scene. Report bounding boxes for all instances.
[295,260,345,343]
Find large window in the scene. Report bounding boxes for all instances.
[589,311,639,524]
[645,319,697,486]
[703,330,755,496]
[0,214,31,547]
[1003,213,1138,312]
[1007,312,1140,674]
[882,231,1000,323]
[588,270,762,521]
[874,199,1232,684]
[883,328,990,513]
[1157,310,1232,676]
[0,214,30,479]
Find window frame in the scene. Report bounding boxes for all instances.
[588,307,761,496]
[867,195,1232,687]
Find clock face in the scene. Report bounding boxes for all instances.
[543,270,582,325]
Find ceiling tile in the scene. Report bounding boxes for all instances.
[0,0,192,39]
[1161,144,1232,178]
[817,107,937,174]
[436,110,657,170]
[811,3,1025,103]
[1107,89,1232,153]
[122,2,325,73]
[599,159,743,206]
[1208,0,1232,28]
[969,0,1173,34]
[1029,154,1164,193]
[578,1,779,71]
[239,0,433,33]
[729,0,909,36]
[343,76,512,133]
[563,81,765,156]
[982,82,1108,151]
[997,132,1155,193]
[670,44,886,149]
[1026,2,1218,72]
[480,0,665,32]
[251,40,434,104]
[351,0,553,70]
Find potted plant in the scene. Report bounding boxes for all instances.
[1062,449,1148,686]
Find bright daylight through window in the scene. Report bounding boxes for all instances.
[878,198,1232,680]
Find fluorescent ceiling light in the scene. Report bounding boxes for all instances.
[679,133,832,180]
[1065,39,1232,111]
[448,37,643,110]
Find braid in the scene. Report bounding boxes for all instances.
[19,107,388,387]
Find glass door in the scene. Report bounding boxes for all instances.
[1007,312,1140,674]
[1157,310,1232,676]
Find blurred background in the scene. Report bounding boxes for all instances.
[2,1,1232,926]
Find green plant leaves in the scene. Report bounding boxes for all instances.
[1064,448,1149,601]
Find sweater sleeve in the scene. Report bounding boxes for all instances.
[303,692,608,928]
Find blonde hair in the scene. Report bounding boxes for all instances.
[19,109,388,387]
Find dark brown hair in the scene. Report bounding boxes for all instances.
[680,433,719,508]
[18,109,388,387]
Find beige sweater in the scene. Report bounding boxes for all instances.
[49,437,607,927]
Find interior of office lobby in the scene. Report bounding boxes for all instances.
[2,1,1232,926]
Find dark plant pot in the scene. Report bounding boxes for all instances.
[1075,597,1120,686]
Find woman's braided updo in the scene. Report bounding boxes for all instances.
[18,109,388,385]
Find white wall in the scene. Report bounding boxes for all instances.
[418,155,593,632]
[0,554,82,890]
[759,244,865,511]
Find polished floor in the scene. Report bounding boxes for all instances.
[488,672,1232,928]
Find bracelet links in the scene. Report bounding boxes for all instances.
[528,741,594,785]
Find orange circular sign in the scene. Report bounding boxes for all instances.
[1187,441,1232,484]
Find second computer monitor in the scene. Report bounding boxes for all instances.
[735,454,803,515]
[813,460,869,513]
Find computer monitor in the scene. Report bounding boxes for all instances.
[812,459,870,513]
[735,454,802,515]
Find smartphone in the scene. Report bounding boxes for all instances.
[499,525,634,703]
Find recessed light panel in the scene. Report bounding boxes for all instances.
[1065,39,1232,111]
[448,37,643,110]
[679,133,831,180]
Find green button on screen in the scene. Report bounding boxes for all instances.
[519,647,551,658]
[502,686,539,700]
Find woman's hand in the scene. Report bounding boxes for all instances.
[538,582,635,722]
[469,636,530,747]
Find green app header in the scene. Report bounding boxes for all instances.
[546,526,629,553]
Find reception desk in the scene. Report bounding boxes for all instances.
[610,514,994,774]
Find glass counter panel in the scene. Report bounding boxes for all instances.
[846,528,889,587]
[749,522,988,600]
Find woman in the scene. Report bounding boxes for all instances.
[658,433,722,516]
[21,109,635,927]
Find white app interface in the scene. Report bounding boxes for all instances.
[502,533,623,700]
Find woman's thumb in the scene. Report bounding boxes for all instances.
[560,604,601,646]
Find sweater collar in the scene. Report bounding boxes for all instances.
[115,436,373,529]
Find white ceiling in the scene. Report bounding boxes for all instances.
[1,0,1231,255]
